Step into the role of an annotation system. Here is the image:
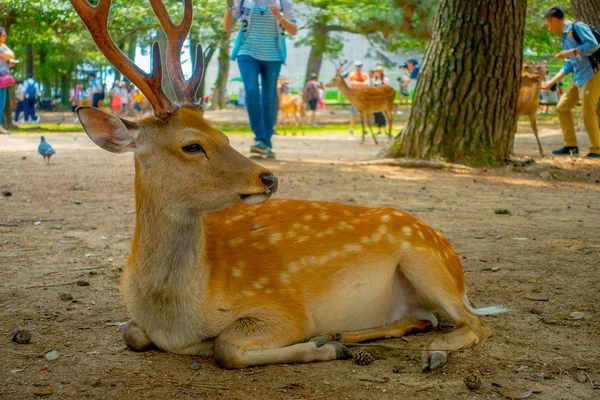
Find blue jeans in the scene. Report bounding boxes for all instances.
[24,98,37,121]
[238,55,282,148]
[0,87,6,126]
[92,93,103,108]
[15,101,25,121]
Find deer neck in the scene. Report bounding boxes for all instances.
[128,159,208,297]
[336,79,354,104]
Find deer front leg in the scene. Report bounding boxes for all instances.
[319,317,432,344]
[123,320,155,351]
[213,316,351,369]
[528,113,544,157]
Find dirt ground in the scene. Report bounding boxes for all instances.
[0,120,599,399]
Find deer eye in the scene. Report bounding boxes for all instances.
[182,143,206,155]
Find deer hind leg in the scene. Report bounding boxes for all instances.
[123,320,155,351]
[214,316,351,369]
[384,109,393,138]
[529,113,544,157]
[318,317,432,344]
[399,253,492,372]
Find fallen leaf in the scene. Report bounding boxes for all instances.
[569,312,585,320]
[517,389,533,398]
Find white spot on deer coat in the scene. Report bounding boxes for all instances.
[381,214,391,223]
[232,268,243,278]
[269,232,282,244]
[402,226,412,237]
[343,244,363,252]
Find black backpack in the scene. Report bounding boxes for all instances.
[571,22,600,73]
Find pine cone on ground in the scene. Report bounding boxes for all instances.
[353,350,374,366]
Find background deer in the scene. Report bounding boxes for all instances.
[71,0,507,372]
[517,60,548,156]
[326,63,396,145]
[277,81,306,135]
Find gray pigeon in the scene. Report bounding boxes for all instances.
[38,136,55,164]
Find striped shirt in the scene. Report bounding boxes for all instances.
[237,7,281,62]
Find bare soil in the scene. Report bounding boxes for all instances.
[0,121,599,399]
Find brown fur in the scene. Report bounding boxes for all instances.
[326,73,396,145]
[517,60,548,156]
[277,86,306,136]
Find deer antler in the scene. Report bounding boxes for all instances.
[70,0,177,119]
[150,0,204,104]
[336,60,351,74]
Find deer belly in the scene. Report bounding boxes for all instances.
[307,265,433,334]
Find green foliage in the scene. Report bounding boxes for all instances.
[524,0,571,57]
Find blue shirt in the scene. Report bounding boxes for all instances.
[230,0,296,64]
[409,65,420,80]
[560,21,599,86]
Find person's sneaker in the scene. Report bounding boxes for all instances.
[349,130,354,135]
[585,152,600,159]
[265,148,276,159]
[250,140,268,155]
[0,128,10,135]
[12,120,19,125]
[33,116,41,123]
[552,146,579,155]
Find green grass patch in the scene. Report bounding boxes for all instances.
[12,123,84,133]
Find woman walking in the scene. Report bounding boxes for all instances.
[0,27,16,134]
[372,66,390,135]
[224,0,297,158]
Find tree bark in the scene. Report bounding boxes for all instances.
[304,23,329,85]
[570,0,600,125]
[385,0,527,166]
[25,44,34,77]
[212,32,231,110]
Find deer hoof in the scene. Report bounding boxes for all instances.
[123,320,154,351]
[421,350,448,372]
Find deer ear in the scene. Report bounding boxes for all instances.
[77,107,140,154]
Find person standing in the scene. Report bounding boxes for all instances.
[304,73,319,127]
[347,60,369,135]
[13,80,25,124]
[400,58,420,101]
[120,81,129,115]
[541,6,600,158]
[372,66,391,135]
[110,81,122,115]
[224,0,298,159]
[88,73,104,108]
[23,74,40,124]
[0,26,16,134]
[69,83,83,122]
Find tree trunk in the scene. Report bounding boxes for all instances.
[304,23,328,85]
[198,45,217,103]
[25,44,34,77]
[212,33,231,110]
[385,0,527,166]
[570,0,600,125]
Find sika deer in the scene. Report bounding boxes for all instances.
[517,60,548,157]
[71,0,507,371]
[326,63,396,145]
[277,83,306,135]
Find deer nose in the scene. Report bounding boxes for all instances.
[260,174,278,194]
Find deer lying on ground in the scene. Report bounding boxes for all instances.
[326,63,396,145]
[71,0,507,371]
[517,60,548,157]
[277,82,306,136]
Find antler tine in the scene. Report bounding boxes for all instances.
[150,0,204,104]
[70,0,176,119]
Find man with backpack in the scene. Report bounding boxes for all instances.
[23,73,40,124]
[541,5,600,158]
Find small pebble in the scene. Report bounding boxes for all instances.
[76,280,90,287]
[58,292,73,301]
[392,366,404,373]
[21,156,27,160]
[45,350,60,361]
[495,208,510,215]
[11,328,32,344]
[2,190,12,197]
[191,362,201,370]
